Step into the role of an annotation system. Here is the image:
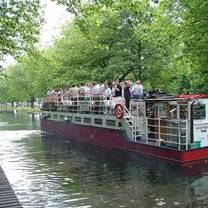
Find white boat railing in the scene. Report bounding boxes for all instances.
[42,95,125,115]
[146,117,189,150]
[124,106,143,141]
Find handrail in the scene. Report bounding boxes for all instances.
[124,105,143,141]
[42,96,125,116]
[146,116,189,150]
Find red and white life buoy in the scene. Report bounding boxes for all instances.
[114,103,125,119]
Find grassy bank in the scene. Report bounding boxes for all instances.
[0,106,40,113]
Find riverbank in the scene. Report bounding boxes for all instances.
[0,106,40,113]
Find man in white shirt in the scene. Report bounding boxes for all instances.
[131,80,143,100]
[100,81,111,99]
[92,83,101,96]
[84,83,91,100]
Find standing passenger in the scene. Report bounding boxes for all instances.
[111,81,116,97]
[85,83,91,100]
[92,83,101,114]
[115,80,122,97]
[70,85,79,99]
[131,80,143,100]
[124,81,131,109]
[101,81,111,100]
[78,83,85,100]
[69,85,79,112]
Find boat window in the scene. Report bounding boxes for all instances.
[180,105,188,119]
[67,116,72,120]
[106,119,116,127]
[84,117,91,124]
[146,103,158,118]
[94,118,103,125]
[169,105,177,119]
[159,103,170,117]
[75,117,82,122]
[59,115,65,121]
[193,104,206,120]
[53,114,58,119]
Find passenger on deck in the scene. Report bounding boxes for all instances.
[63,87,71,99]
[69,85,79,99]
[92,83,101,96]
[131,80,143,100]
[57,89,63,96]
[91,83,101,114]
[88,82,93,95]
[47,89,53,96]
[114,80,122,97]
[111,81,116,97]
[84,83,91,100]
[101,81,111,100]
[69,85,79,112]
[124,81,131,109]
[78,83,85,100]
[50,89,58,96]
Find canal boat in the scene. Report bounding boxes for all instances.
[41,94,208,166]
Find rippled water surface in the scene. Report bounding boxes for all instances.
[0,112,208,208]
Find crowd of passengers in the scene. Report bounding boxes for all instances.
[47,79,143,109]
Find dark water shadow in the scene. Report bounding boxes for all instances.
[40,132,208,179]
[40,133,208,208]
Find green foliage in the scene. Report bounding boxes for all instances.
[0,0,43,60]
[0,0,207,103]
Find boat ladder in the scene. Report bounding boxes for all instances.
[124,110,142,142]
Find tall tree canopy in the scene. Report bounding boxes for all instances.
[0,0,43,61]
[0,0,207,104]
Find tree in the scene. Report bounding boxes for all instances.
[0,77,10,103]
[54,0,158,83]
[0,0,43,61]
[158,0,208,93]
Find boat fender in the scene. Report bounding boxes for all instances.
[64,117,71,122]
[42,114,48,119]
[114,103,125,119]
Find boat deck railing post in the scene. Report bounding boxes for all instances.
[178,121,181,150]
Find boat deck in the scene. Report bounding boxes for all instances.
[0,166,22,208]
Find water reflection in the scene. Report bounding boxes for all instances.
[41,134,208,208]
[0,112,207,208]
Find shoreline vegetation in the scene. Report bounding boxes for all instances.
[0,106,40,113]
[0,1,207,106]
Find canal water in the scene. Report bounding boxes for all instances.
[0,112,208,208]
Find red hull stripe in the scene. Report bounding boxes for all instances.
[176,94,208,99]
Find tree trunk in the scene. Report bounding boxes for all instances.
[30,97,35,108]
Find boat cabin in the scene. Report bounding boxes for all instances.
[128,94,208,150]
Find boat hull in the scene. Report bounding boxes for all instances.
[41,119,208,166]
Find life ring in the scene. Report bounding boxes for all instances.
[114,103,125,119]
